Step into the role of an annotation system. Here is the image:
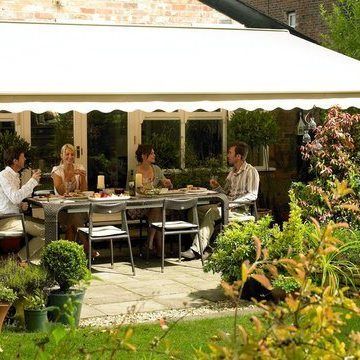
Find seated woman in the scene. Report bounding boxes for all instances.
[51,144,88,243]
[130,144,172,257]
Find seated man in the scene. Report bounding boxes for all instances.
[0,146,44,261]
[181,142,259,260]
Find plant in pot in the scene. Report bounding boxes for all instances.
[0,257,50,326]
[23,291,56,332]
[0,285,17,332]
[41,240,91,326]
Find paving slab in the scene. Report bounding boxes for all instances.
[81,258,226,321]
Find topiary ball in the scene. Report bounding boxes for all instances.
[41,240,89,292]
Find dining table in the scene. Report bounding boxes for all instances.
[27,190,229,244]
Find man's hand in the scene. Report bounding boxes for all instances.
[209,178,219,189]
[31,169,41,182]
[20,202,29,211]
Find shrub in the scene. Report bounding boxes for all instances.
[205,198,313,283]
[41,240,90,292]
[24,292,46,310]
[297,107,360,228]
[198,221,360,359]
[0,131,32,170]
[271,275,300,293]
[0,258,49,298]
[0,285,17,303]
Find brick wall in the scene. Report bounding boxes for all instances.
[242,0,333,42]
[0,0,237,27]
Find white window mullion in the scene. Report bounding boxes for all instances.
[180,110,186,169]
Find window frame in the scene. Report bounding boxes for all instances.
[287,11,297,28]
[128,110,227,171]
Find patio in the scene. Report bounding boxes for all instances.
[80,257,236,326]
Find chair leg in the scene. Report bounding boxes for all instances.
[178,234,181,262]
[127,235,136,276]
[110,239,114,268]
[146,236,150,261]
[197,231,204,267]
[88,237,92,270]
[161,230,165,273]
[24,234,30,263]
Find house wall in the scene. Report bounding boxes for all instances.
[0,0,237,26]
[241,0,333,42]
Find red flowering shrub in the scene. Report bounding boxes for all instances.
[293,107,360,228]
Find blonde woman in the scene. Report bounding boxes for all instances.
[51,144,89,244]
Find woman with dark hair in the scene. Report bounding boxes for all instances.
[131,144,172,256]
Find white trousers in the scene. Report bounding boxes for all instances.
[189,205,254,254]
[0,217,45,261]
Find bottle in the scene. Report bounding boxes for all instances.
[128,170,135,196]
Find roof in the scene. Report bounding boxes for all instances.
[200,0,317,43]
[0,22,359,113]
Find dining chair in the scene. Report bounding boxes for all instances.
[150,198,202,273]
[0,213,29,262]
[76,202,135,275]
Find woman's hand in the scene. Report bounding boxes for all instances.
[162,178,173,189]
[209,178,220,189]
[74,169,86,177]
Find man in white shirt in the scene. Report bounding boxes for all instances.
[0,146,44,261]
[181,142,260,260]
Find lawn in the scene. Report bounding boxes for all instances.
[1,311,359,359]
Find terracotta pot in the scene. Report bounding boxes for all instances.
[0,303,11,332]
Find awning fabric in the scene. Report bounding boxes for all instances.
[1,22,360,113]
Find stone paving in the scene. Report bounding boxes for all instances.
[81,257,228,321]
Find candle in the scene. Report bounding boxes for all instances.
[135,173,143,188]
[97,175,105,190]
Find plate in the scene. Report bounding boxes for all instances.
[34,195,64,202]
[179,187,208,193]
[88,195,130,201]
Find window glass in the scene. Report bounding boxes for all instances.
[141,120,180,169]
[0,121,15,133]
[287,11,296,28]
[31,112,73,172]
[185,119,222,167]
[87,111,127,189]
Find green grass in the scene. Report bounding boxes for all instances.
[0,315,253,359]
[0,311,359,359]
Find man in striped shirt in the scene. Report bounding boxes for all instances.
[181,142,259,260]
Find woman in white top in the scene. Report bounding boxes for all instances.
[51,144,88,244]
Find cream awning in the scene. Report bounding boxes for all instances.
[1,22,360,113]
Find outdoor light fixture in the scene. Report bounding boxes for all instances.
[297,108,317,143]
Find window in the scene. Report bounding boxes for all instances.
[141,119,181,169]
[287,11,296,28]
[31,112,73,172]
[87,111,128,189]
[185,119,222,167]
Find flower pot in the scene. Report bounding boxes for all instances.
[0,303,11,332]
[271,287,287,303]
[24,308,49,332]
[47,289,85,327]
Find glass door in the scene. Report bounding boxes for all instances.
[0,112,17,134]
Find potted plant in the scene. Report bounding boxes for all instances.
[41,240,91,326]
[0,258,50,326]
[0,285,17,332]
[23,291,52,332]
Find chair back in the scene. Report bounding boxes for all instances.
[89,202,128,232]
[162,197,199,225]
